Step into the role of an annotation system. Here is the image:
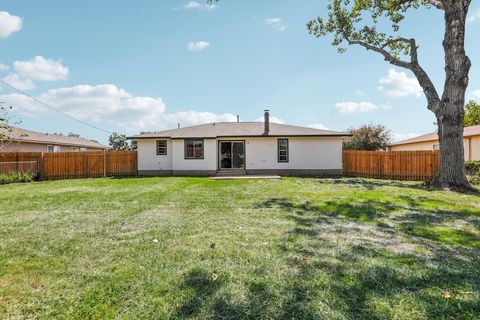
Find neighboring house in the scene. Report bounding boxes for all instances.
[128,111,350,176]
[0,126,107,152]
[389,124,480,161]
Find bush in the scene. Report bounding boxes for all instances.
[465,161,480,175]
[0,171,38,185]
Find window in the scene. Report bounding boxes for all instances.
[185,139,204,159]
[433,144,440,150]
[278,139,289,162]
[71,147,80,152]
[156,140,167,155]
[47,145,54,152]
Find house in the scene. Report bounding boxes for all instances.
[389,124,480,161]
[0,126,107,152]
[128,111,350,176]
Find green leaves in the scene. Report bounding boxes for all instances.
[307,0,427,57]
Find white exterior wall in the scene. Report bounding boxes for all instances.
[241,137,343,170]
[136,136,344,172]
[137,139,173,170]
[171,139,217,171]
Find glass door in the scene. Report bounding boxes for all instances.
[232,142,245,169]
[219,141,245,169]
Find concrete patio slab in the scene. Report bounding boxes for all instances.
[211,175,281,180]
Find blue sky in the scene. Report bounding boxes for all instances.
[1,0,480,144]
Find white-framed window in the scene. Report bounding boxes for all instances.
[47,145,54,152]
[433,144,440,150]
[156,140,167,155]
[53,145,61,152]
[278,139,289,163]
[71,147,80,152]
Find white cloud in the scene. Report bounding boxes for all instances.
[255,116,284,124]
[0,63,9,72]
[265,18,286,31]
[0,11,22,38]
[2,73,35,90]
[354,89,364,96]
[469,89,480,102]
[3,84,237,133]
[467,7,480,23]
[392,132,420,142]
[183,1,216,11]
[307,123,329,130]
[1,56,69,90]
[378,69,422,98]
[335,101,383,113]
[14,56,69,81]
[187,41,210,51]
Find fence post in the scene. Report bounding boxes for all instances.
[39,152,44,180]
[104,150,107,177]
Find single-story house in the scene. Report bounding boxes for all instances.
[128,111,350,176]
[389,124,480,160]
[0,126,107,152]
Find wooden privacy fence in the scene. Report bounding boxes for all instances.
[343,150,440,181]
[0,151,137,180]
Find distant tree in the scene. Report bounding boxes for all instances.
[130,140,137,150]
[0,105,18,149]
[344,124,392,151]
[108,132,130,150]
[464,100,480,127]
[68,132,81,137]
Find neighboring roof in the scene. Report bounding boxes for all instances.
[390,124,480,146]
[128,122,350,139]
[0,126,107,149]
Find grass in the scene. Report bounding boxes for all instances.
[0,177,479,319]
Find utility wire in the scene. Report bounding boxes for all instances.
[0,79,113,134]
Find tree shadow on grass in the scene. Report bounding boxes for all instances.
[175,268,278,319]
[258,196,480,319]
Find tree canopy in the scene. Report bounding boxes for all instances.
[464,100,480,127]
[344,123,392,151]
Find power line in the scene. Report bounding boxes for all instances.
[0,79,113,134]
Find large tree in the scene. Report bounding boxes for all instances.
[307,0,473,189]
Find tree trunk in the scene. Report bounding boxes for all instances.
[433,1,471,189]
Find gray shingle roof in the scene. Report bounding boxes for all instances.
[128,122,350,139]
[0,126,107,149]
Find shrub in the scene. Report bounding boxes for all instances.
[465,161,480,176]
[0,171,38,185]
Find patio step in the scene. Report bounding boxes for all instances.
[215,170,247,176]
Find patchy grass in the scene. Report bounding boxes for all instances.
[0,177,479,319]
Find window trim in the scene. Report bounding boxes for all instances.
[184,139,204,160]
[156,140,168,155]
[47,145,54,153]
[277,138,289,163]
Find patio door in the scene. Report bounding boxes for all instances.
[219,141,245,169]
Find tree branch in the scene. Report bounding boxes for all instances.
[398,0,444,10]
[347,38,441,114]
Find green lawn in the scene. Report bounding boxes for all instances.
[1,177,479,319]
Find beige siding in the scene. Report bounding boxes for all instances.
[1,142,101,152]
[390,137,480,161]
